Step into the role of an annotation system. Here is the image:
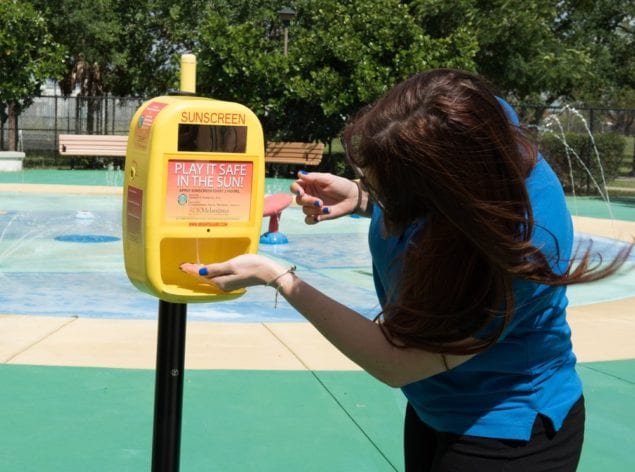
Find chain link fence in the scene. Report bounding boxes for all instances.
[1,96,633,178]
[1,95,144,153]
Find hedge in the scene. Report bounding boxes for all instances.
[539,132,625,195]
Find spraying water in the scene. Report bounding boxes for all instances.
[536,105,617,222]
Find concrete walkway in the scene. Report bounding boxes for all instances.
[2,297,634,370]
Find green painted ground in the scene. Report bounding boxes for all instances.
[0,360,632,471]
[566,195,635,222]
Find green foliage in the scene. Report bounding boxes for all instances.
[285,0,475,140]
[0,0,64,111]
[30,0,139,96]
[193,0,479,143]
[539,132,626,194]
[469,0,592,106]
[107,0,178,96]
[408,0,635,119]
[555,0,635,106]
[194,1,290,116]
[122,0,217,96]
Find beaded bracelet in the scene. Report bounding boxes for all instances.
[264,265,297,309]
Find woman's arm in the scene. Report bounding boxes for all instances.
[276,269,474,387]
[185,255,475,387]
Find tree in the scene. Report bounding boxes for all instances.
[284,0,478,143]
[30,0,119,97]
[471,0,634,123]
[107,0,212,97]
[0,0,64,150]
[193,0,299,135]
[555,0,634,106]
[192,0,479,145]
[556,0,635,175]
[29,0,124,133]
[470,0,597,121]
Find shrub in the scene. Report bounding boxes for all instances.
[539,132,625,195]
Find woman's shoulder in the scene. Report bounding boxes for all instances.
[526,155,574,261]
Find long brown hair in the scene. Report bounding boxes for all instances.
[343,69,632,354]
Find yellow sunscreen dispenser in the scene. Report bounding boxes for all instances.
[125,55,262,471]
[123,74,264,303]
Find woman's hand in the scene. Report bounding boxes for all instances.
[290,171,361,224]
[180,254,285,292]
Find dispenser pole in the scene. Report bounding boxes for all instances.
[151,54,196,471]
[151,301,187,472]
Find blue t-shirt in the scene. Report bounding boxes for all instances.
[368,102,581,441]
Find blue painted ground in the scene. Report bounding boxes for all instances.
[1,192,633,320]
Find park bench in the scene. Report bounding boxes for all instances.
[58,134,324,166]
[263,141,323,166]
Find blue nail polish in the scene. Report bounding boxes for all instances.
[313,200,322,207]
[198,267,208,276]
[294,190,302,197]
[299,170,308,175]
[322,207,330,214]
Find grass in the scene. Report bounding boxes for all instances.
[613,137,634,192]
[612,178,635,188]
[608,177,635,198]
[620,136,635,176]
[608,150,635,196]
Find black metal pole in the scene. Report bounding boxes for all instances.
[152,300,188,472]
[587,108,594,194]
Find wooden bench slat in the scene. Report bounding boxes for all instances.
[58,134,324,165]
[59,134,128,156]
[265,141,324,165]
[265,142,324,150]
[265,156,322,164]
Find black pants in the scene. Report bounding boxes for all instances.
[404,396,585,471]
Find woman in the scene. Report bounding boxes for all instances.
[181,69,632,471]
